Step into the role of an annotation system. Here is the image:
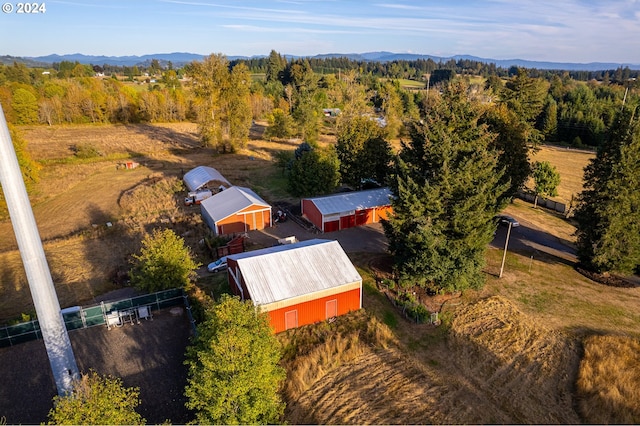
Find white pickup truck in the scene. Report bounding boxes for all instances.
[184,189,212,206]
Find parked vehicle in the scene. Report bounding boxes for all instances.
[277,236,298,245]
[496,214,520,227]
[207,256,228,273]
[273,210,287,223]
[184,189,212,206]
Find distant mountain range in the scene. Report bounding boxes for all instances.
[3,51,639,71]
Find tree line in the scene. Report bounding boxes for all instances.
[1,51,638,152]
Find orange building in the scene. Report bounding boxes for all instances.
[227,239,362,333]
[200,186,271,236]
[301,188,393,232]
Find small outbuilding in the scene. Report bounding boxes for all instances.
[200,186,271,236]
[227,239,362,333]
[301,187,393,232]
[183,166,231,192]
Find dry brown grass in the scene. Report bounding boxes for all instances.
[577,335,640,424]
[2,123,638,424]
[526,145,594,205]
[447,296,581,423]
[282,296,585,424]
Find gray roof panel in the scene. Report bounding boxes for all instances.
[228,239,362,305]
[200,186,270,223]
[183,166,231,192]
[305,187,392,216]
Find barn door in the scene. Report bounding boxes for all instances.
[326,299,338,319]
[285,310,298,330]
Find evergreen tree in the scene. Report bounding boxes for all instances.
[185,294,285,425]
[47,371,145,425]
[288,143,340,197]
[383,81,507,292]
[129,228,200,292]
[359,136,393,187]
[265,50,286,83]
[540,96,558,141]
[574,107,640,274]
[482,69,547,200]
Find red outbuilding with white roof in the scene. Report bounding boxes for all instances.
[200,186,271,236]
[226,239,362,333]
[301,187,393,232]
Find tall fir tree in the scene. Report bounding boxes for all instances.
[383,81,507,292]
[574,106,640,274]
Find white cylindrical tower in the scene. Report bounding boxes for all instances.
[0,104,79,395]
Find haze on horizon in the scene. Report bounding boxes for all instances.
[1,0,639,64]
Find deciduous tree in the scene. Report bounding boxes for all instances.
[47,371,145,425]
[264,108,295,140]
[531,160,560,208]
[185,294,285,425]
[129,228,200,292]
[335,115,383,188]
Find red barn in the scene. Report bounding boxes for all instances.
[227,239,362,333]
[301,188,393,232]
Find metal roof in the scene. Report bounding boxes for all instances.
[200,186,270,223]
[228,239,362,306]
[183,166,230,192]
[304,187,392,216]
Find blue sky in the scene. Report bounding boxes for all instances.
[1,0,639,63]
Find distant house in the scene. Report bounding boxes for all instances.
[200,186,271,236]
[183,166,230,192]
[323,108,341,117]
[227,239,362,333]
[301,187,393,232]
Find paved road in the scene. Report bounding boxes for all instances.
[490,214,578,264]
[251,213,578,265]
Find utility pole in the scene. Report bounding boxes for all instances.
[0,103,79,395]
[499,222,512,278]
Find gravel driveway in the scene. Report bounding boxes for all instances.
[0,307,193,425]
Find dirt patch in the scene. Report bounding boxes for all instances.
[575,265,639,288]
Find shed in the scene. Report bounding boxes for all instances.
[227,239,362,333]
[200,186,271,236]
[183,166,231,192]
[301,187,393,232]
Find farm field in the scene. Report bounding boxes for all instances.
[526,144,595,205]
[0,122,638,424]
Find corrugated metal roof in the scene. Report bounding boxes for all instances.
[183,166,231,192]
[200,186,270,223]
[228,239,362,306]
[304,187,392,216]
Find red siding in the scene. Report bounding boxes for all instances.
[265,288,361,333]
[216,205,271,235]
[324,220,339,232]
[301,199,322,230]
